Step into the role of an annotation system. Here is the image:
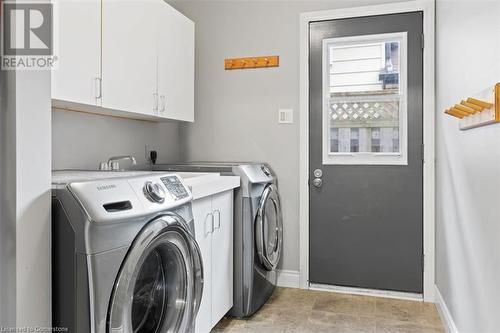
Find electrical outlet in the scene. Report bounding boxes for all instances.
[278,109,293,124]
[145,144,160,163]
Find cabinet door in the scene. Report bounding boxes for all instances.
[157,3,194,121]
[192,196,213,333]
[210,191,234,328]
[101,0,158,115]
[52,0,101,106]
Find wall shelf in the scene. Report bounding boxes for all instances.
[444,83,500,130]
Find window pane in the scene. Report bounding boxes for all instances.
[329,100,400,153]
[323,33,407,165]
[328,41,400,97]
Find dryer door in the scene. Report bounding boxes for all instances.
[255,184,283,271]
[108,214,203,333]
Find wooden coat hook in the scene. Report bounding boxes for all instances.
[444,83,500,130]
[225,55,279,70]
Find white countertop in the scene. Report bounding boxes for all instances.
[177,172,240,200]
[52,170,240,200]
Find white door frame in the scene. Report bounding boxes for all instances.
[299,0,436,302]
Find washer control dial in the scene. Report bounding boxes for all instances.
[143,181,166,203]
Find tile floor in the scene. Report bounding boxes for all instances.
[213,288,444,333]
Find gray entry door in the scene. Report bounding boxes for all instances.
[309,12,424,293]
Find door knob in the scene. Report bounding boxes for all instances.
[312,178,323,188]
[313,169,323,178]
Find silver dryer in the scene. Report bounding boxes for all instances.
[153,163,283,318]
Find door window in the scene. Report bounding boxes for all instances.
[322,32,408,165]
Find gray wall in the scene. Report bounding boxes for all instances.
[52,109,181,169]
[168,0,403,272]
[435,0,500,331]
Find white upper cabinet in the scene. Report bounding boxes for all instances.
[101,0,158,115]
[52,0,101,106]
[158,3,195,121]
[51,0,195,122]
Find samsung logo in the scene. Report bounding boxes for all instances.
[96,184,117,191]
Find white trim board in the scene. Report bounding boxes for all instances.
[434,285,459,333]
[299,0,436,302]
[310,283,423,302]
[276,270,300,288]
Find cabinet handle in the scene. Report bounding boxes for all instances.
[160,95,166,113]
[153,92,159,112]
[213,210,221,230]
[94,77,102,99]
[204,212,213,237]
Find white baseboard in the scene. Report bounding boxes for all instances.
[276,270,300,288]
[434,285,459,333]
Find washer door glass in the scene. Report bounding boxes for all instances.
[131,242,185,332]
[108,216,200,333]
[255,184,283,271]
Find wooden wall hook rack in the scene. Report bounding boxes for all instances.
[224,55,279,70]
[444,83,500,130]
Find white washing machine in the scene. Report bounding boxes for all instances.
[52,171,203,332]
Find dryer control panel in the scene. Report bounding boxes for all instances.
[161,175,189,200]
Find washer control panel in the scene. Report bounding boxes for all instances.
[161,175,189,200]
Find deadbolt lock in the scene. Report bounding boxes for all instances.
[313,169,323,178]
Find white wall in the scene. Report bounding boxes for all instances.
[168,0,404,272]
[15,70,52,327]
[435,0,500,331]
[1,70,52,328]
[0,67,17,328]
[52,109,181,169]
